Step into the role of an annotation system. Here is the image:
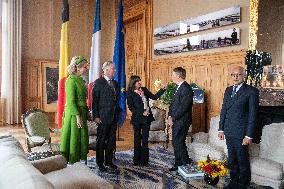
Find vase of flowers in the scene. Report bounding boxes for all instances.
[197,155,228,186]
[203,173,219,185]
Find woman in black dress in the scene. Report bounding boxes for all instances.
[127,75,166,166]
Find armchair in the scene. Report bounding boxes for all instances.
[250,123,284,189]
[187,116,227,162]
[148,102,168,148]
[22,108,59,153]
[87,120,97,150]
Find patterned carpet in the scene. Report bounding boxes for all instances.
[87,146,187,189]
[87,146,273,189]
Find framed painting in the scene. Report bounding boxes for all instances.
[154,6,240,40]
[41,61,59,112]
[154,28,240,56]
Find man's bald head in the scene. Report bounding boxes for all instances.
[231,66,246,85]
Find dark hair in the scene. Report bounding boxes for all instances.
[128,75,141,91]
[173,67,186,79]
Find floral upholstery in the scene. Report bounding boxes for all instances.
[24,111,50,139]
[148,105,168,148]
[251,123,284,189]
[87,120,97,150]
[22,108,56,153]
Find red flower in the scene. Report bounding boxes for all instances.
[204,164,213,173]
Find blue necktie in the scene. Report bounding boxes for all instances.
[231,85,237,97]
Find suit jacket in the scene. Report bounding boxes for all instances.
[219,83,259,139]
[92,77,119,125]
[127,87,165,125]
[169,81,193,125]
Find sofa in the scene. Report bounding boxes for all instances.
[0,135,113,189]
[187,116,227,162]
[250,123,284,189]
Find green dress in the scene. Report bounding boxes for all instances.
[60,74,89,164]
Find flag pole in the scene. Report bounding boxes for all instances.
[113,0,127,140]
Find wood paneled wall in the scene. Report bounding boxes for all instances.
[22,0,115,63]
[149,50,246,127]
[22,59,58,122]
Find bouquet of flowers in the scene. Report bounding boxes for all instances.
[159,82,177,105]
[197,155,228,179]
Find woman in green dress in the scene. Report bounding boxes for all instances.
[60,56,89,164]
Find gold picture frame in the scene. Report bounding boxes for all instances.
[41,61,59,112]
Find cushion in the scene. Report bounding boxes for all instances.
[207,116,227,151]
[0,157,55,189]
[251,174,282,189]
[192,132,208,143]
[87,121,97,136]
[31,143,60,154]
[89,135,97,150]
[260,123,284,164]
[32,155,67,174]
[45,162,113,189]
[150,108,166,131]
[251,158,283,180]
[30,136,46,143]
[148,131,167,142]
[0,135,27,162]
[25,111,50,139]
[187,142,226,162]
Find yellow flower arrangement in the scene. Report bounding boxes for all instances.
[197,155,228,179]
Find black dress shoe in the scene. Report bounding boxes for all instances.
[105,163,117,170]
[98,165,107,172]
[169,167,178,171]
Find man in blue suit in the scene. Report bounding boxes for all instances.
[168,67,193,171]
[219,66,259,189]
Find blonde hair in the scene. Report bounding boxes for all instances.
[67,56,88,74]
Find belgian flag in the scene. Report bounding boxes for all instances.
[57,0,70,128]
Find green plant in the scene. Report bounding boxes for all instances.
[160,82,177,105]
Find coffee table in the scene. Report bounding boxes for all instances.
[162,168,226,189]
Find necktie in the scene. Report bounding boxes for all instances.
[109,80,116,92]
[231,85,237,97]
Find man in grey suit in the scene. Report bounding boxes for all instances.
[219,66,259,189]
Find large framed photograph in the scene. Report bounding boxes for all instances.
[154,28,240,56]
[154,6,240,40]
[41,61,59,112]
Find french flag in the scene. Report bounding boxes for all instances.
[88,0,101,108]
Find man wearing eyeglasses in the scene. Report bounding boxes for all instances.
[218,66,259,189]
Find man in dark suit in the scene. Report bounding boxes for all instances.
[219,66,259,189]
[92,61,119,172]
[168,67,193,171]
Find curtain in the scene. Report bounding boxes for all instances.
[1,0,22,124]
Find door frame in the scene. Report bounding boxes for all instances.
[117,0,153,88]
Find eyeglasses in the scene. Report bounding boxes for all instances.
[231,73,243,77]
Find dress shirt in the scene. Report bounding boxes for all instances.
[175,80,185,94]
[104,75,112,82]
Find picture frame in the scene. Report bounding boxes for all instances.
[154,28,240,56]
[41,61,59,112]
[154,6,240,40]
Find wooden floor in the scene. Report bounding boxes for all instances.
[0,119,135,157]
